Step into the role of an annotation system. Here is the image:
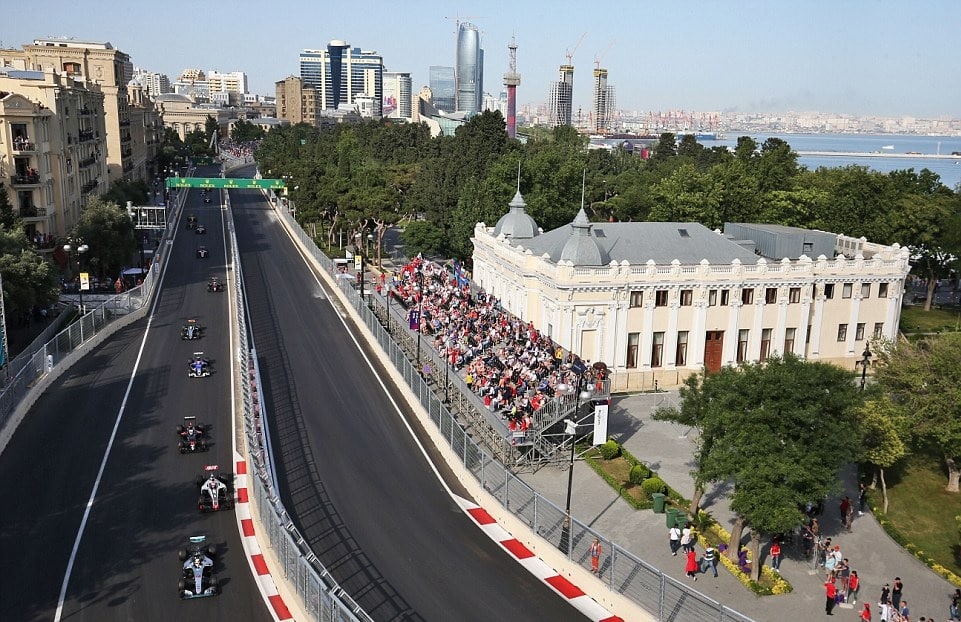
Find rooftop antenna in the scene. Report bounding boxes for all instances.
[580,169,586,210]
[516,161,521,193]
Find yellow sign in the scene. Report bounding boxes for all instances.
[80,272,90,291]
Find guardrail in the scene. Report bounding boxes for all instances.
[267,193,754,622]
[225,192,370,622]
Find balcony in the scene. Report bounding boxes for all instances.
[11,173,41,186]
[78,107,93,117]
[12,139,36,152]
[81,179,99,194]
[78,130,97,143]
[79,155,97,168]
[19,206,47,218]
[119,119,131,127]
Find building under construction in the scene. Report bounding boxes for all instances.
[548,64,574,127]
[592,66,615,134]
[502,37,520,138]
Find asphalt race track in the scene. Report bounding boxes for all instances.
[0,180,271,622]
[231,183,585,621]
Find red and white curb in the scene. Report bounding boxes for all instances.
[235,455,294,621]
[456,496,623,622]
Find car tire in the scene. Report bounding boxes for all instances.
[178,550,187,562]
[207,545,217,558]
[178,579,185,594]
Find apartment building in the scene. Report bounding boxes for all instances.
[472,192,910,391]
[0,67,109,241]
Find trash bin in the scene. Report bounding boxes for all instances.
[664,506,677,526]
[652,493,667,514]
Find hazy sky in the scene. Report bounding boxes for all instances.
[3,0,958,118]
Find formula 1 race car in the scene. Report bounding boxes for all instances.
[204,196,212,204]
[207,277,225,293]
[178,536,219,599]
[197,465,233,512]
[181,319,202,340]
[187,352,211,378]
[177,416,209,453]
[186,214,197,229]
[195,224,207,235]
[196,246,209,259]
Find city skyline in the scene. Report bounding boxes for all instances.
[2,0,959,119]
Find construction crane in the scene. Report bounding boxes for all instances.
[594,39,615,70]
[444,14,486,32]
[565,32,587,65]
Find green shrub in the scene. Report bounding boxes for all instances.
[600,439,621,460]
[629,464,650,485]
[642,476,668,495]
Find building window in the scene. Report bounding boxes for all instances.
[629,291,643,308]
[651,332,664,367]
[873,322,884,339]
[626,333,639,368]
[760,328,772,361]
[676,331,689,366]
[842,283,853,299]
[878,283,888,298]
[765,287,778,304]
[837,324,848,342]
[655,290,669,307]
[720,289,730,306]
[708,290,718,306]
[784,328,796,354]
[736,329,749,363]
[824,283,835,299]
[861,283,871,298]
[789,287,801,303]
[856,323,865,341]
[680,289,693,306]
[741,288,754,305]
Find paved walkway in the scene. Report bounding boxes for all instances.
[520,391,958,621]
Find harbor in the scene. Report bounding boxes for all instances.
[797,150,961,160]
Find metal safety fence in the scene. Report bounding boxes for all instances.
[267,195,754,622]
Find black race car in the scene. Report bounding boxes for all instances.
[207,277,225,293]
[188,352,211,378]
[181,319,202,340]
[177,416,209,453]
[195,224,207,235]
[178,536,218,599]
[196,246,209,259]
[186,214,197,229]
[197,465,233,512]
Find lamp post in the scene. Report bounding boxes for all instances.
[63,242,89,314]
[415,267,424,368]
[856,345,872,391]
[558,376,593,556]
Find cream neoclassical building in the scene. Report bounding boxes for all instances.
[472,191,911,391]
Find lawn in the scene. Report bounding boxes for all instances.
[899,305,961,333]
[880,457,961,575]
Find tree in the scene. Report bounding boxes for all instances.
[0,188,18,230]
[874,333,961,491]
[230,118,265,142]
[654,355,863,581]
[401,220,447,258]
[73,197,137,278]
[0,228,59,320]
[856,396,907,512]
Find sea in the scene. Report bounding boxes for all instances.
[712,133,961,190]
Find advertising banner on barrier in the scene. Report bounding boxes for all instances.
[592,403,609,446]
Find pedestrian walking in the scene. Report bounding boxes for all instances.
[770,539,782,571]
[590,538,601,574]
[951,587,961,620]
[899,600,910,622]
[892,577,904,609]
[848,570,861,604]
[700,545,718,577]
[880,583,890,606]
[845,502,855,531]
[669,523,681,556]
[858,482,868,515]
[685,548,698,581]
[840,496,852,525]
[825,580,838,615]
[860,603,872,621]
[878,600,893,622]
[681,522,694,553]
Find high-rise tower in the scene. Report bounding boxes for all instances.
[592,66,615,134]
[299,42,384,117]
[503,37,520,138]
[455,22,483,113]
[549,64,574,127]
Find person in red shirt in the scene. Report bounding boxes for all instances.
[770,539,782,571]
[859,602,871,621]
[825,580,838,615]
[590,538,602,574]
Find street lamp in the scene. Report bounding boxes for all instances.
[856,345,872,391]
[415,267,424,368]
[63,242,89,314]
[558,378,593,556]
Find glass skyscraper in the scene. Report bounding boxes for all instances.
[455,23,483,114]
[429,66,455,113]
[299,41,383,117]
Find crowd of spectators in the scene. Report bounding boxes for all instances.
[390,255,603,432]
[219,140,258,162]
[32,232,58,249]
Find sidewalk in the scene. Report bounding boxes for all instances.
[519,391,958,621]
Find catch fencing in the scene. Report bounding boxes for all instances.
[266,194,755,622]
